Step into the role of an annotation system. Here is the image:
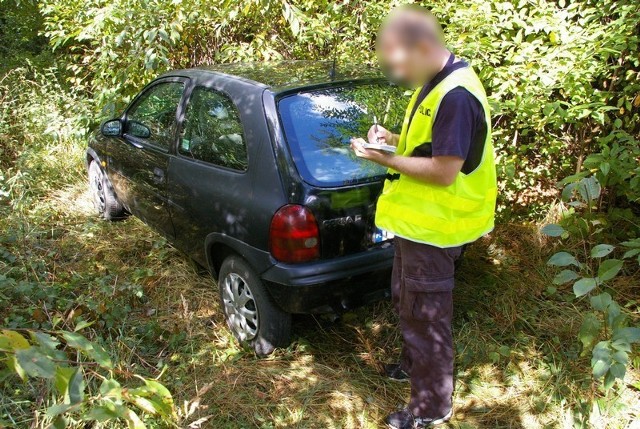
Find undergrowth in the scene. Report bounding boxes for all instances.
[1,175,639,427]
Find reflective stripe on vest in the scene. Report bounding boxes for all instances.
[374,65,497,248]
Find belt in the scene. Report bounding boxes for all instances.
[386,173,401,182]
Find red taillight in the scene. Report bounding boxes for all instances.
[270,204,320,263]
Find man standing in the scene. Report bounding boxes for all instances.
[351,6,497,428]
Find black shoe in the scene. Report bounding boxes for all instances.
[385,408,453,428]
[384,363,410,382]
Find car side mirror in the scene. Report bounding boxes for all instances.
[101,119,122,137]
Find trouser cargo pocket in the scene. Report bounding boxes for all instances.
[402,277,453,323]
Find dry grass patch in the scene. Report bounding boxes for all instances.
[1,180,639,428]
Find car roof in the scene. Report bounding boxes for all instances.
[166,60,386,92]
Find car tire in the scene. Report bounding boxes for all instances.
[88,160,125,220]
[218,255,292,356]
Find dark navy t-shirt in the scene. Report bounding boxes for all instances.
[410,57,487,175]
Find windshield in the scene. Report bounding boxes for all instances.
[278,83,409,187]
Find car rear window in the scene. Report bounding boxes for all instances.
[278,83,409,187]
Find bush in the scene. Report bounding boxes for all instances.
[33,0,640,215]
[0,328,176,429]
[543,176,639,391]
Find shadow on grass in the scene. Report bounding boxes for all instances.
[2,183,638,428]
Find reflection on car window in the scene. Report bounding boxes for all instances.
[125,81,185,150]
[179,87,248,171]
[278,84,408,186]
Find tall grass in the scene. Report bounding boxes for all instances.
[0,65,90,207]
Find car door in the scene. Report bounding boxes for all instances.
[167,84,254,265]
[109,78,187,239]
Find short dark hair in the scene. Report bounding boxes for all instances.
[378,5,445,48]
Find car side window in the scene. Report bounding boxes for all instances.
[179,87,248,171]
[125,81,185,150]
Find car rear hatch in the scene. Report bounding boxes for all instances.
[275,81,410,259]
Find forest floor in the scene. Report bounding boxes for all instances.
[1,152,639,428]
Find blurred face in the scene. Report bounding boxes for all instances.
[378,31,432,87]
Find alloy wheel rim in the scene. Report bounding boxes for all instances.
[221,272,259,341]
[90,166,106,213]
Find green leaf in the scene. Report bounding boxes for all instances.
[100,378,123,399]
[621,239,640,248]
[54,366,76,398]
[15,348,56,379]
[623,248,640,259]
[84,404,121,422]
[590,292,612,311]
[611,339,631,352]
[115,31,127,47]
[158,29,169,43]
[613,327,640,344]
[612,350,628,364]
[52,415,67,429]
[592,359,610,378]
[548,251,579,267]
[590,244,614,258]
[603,371,616,390]
[514,29,523,44]
[591,341,612,381]
[62,332,112,369]
[553,269,579,285]
[68,367,85,405]
[607,302,625,330]
[597,259,623,281]
[0,330,30,351]
[577,177,601,202]
[123,407,146,429]
[32,332,60,351]
[578,313,601,351]
[129,378,176,419]
[61,331,91,350]
[130,396,159,415]
[88,342,112,368]
[498,345,511,357]
[541,224,565,237]
[73,320,94,332]
[6,355,26,381]
[609,362,626,379]
[46,403,74,418]
[573,277,597,297]
[142,379,173,402]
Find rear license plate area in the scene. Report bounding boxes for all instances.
[372,227,394,244]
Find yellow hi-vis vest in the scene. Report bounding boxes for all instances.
[375,65,497,248]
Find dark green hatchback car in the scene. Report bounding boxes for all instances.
[87,61,408,355]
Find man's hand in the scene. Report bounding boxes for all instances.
[350,138,395,166]
[367,124,398,146]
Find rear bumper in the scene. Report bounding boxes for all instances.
[261,243,394,314]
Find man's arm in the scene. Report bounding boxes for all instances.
[351,139,463,187]
[354,87,482,186]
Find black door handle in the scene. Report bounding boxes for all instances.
[153,167,165,184]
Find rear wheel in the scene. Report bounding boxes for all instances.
[218,255,292,356]
[88,160,125,220]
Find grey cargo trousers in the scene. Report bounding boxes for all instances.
[391,236,463,419]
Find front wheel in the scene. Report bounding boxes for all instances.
[218,255,292,356]
[88,160,125,220]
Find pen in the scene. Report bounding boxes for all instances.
[373,115,380,143]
